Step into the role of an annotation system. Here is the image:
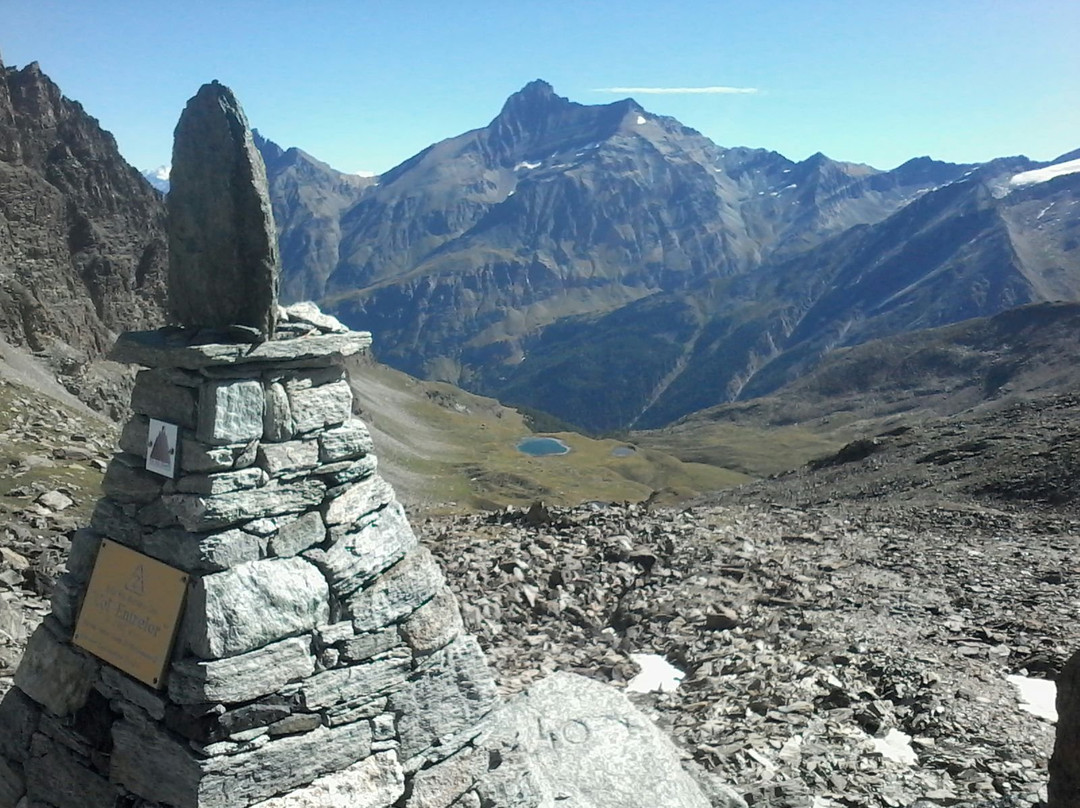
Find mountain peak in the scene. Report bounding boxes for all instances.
[252,128,284,164]
[517,79,555,98]
[485,80,648,165]
[486,80,580,161]
[494,79,566,124]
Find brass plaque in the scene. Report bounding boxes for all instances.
[73,539,189,688]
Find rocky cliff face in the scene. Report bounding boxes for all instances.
[255,131,374,304]
[0,58,167,360]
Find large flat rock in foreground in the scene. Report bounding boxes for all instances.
[476,672,743,808]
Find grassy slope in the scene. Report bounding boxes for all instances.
[0,376,113,525]
[633,419,850,479]
[635,302,1080,478]
[346,355,748,512]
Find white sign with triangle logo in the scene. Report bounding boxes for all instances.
[145,418,178,478]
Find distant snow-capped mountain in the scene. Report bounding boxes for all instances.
[141,164,170,193]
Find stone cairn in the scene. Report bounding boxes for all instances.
[0,82,503,808]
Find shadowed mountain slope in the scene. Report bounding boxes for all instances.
[0,58,167,358]
[636,300,1080,477]
[491,161,1080,432]
[255,130,375,303]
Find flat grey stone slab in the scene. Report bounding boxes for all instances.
[401,585,464,657]
[407,744,487,808]
[175,466,268,495]
[319,419,374,463]
[0,753,24,807]
[251,750,403,808]
[169,635,315,704]
[392,635,498,765]
[111,329,371,369]
[14,622,98,717]
[258,439,320,478]
[102,455,166,504]
[26,733,120,808]
[111,712,373,808]
[346,546,444,633]
[301,651,412,711]
[306,501,416,598]
[180,437,258,473]
[99,665,167,721]
[283,302,349,334]
[331,626,403,665]
[324,474,395,528]
[197,379,265,445]
[288,379,352,434]
[269,511,326,558]
[0,687,40,764]
[162,478,326,532]
[143,526,264,573]
[49,573,83,628]
[264,381,296,441]
[131,369,198,428]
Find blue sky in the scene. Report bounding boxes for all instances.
[5,1,1078,175]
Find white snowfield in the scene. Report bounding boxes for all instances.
[1009,156,1080,187]
[1006,674,1058,723]
[626,653,685,693]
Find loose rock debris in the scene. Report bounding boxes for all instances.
[1,459,1076,806]
[421,500,1079,807]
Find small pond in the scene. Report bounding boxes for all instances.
[516,437,571,456]
[611,445,637,457]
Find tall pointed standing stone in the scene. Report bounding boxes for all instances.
[167,81,279,338]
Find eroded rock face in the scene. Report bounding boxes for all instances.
[1050,648,1080,807]
[168,81,279,338]
[0,57,167,357]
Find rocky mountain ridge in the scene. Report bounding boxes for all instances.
[255,130,375,304]
[260,80,1078,433]
[0,57,167,361]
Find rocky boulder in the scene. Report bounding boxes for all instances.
[1050,648,1080,807]
[475,672,744,808]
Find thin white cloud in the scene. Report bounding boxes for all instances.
[593,86,759,95]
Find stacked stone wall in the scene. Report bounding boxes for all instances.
[0,315,500,808]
